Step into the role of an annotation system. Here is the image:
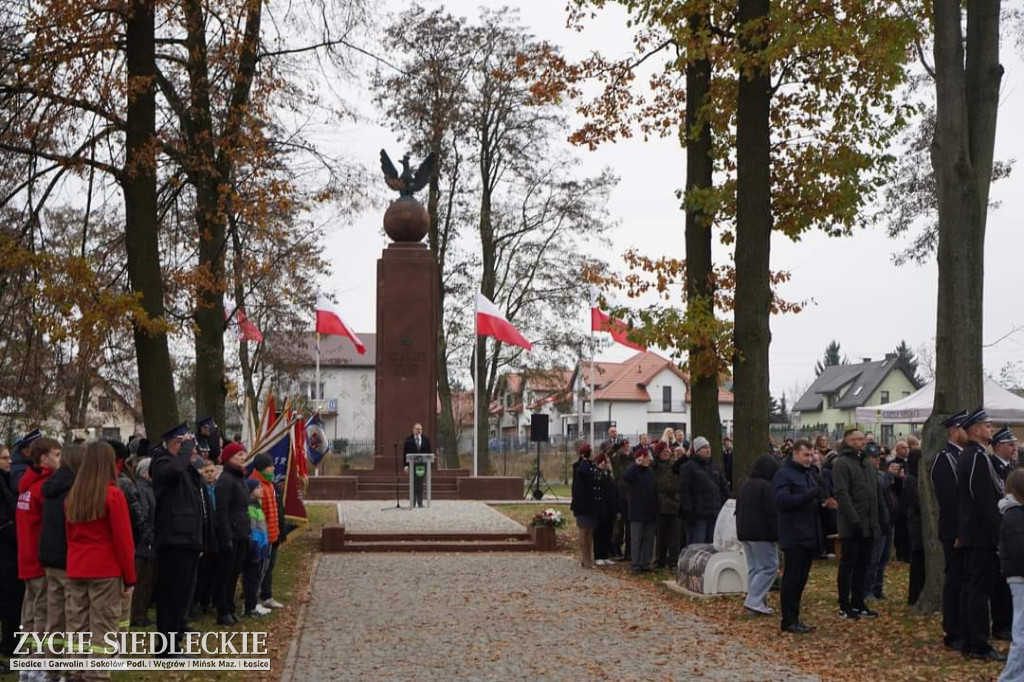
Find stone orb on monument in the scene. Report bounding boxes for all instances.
[383,196,429,243]
[379,149,437,244]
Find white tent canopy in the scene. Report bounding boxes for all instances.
[855,377,1024,425]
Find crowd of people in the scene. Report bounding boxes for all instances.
[571,411,1024,679]
[0,420,289,679]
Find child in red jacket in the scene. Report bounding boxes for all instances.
[15,436,61,664]
[65,441,136,676]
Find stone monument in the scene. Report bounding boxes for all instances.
[373,150,440,471]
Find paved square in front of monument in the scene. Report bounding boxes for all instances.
[282,553,818,682]
[334,500,527,533]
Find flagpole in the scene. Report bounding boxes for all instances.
[473,296,479,478]
[589,325,595,450]
[316,332,322,412]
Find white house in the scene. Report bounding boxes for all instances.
[564,351,734,441]
[265,332,376,443]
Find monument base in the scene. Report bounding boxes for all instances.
[374,242,439,473]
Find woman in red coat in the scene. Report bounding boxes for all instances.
[65,441,136,674]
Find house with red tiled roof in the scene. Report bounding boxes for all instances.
[494,369,575,442]
[494,351,735,443]
[568,351,734,441]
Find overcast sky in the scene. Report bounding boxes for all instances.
[311,1,1024,401]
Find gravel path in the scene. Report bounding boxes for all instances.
[339,500,526,533]
[282,554,817,681]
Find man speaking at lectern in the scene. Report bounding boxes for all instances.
[404,423,431,508]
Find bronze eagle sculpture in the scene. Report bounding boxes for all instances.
[380,149,437,197]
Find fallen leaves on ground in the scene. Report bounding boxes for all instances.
[492,504,1006,682]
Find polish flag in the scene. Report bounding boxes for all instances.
[476,292,532,351]
[224,296,264,343]
[315,292,366,355]
[589,286,646,351]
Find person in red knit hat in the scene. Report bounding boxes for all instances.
[16,436,61,671]
[212,442,250,626]
[64,440,135,678]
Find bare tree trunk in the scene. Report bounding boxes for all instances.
[914,0,1002,614]
[731,0,773,492]
[683,9,722,463]
[428,147,458,467]
[185,0,262,431]
[124,0,178,438]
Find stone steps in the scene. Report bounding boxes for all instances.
[345,531,532,542]
[322,525,553,553]
[338,541,537,553]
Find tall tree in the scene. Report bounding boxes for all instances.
[815,340,848,376]
[731,0,772,489]
[683,5,723,456]
[913,0,1003,614]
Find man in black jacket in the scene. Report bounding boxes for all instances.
[403,423,431,508]
[956,407,1005,662]
[152,423,207,655]
[622,450,658,574]
[931,409,968,649]
[774,440,832,633]
[678,436,730,546]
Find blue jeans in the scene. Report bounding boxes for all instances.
[999,582,1024,682]
[867,528,891,597]
[741,541,778,610]
[687,518,714,546]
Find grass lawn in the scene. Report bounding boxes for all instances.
[108,503,336,681]
[522,482,572,500]
[490,505,1008,682]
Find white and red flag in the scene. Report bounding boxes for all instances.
[475,292,532,351]
[315,292,366,355]
[589,286,646,351]
[224,296,264,343]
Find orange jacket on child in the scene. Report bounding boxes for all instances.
[250,471,279,544]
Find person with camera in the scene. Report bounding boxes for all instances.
[622,448,658,574]
[652,443,682,569]
[610,438,633,560]
[151,424,208,656]
[866,444,898,601]
[592,453,619,566]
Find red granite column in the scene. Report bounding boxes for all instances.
[373,242,439,471]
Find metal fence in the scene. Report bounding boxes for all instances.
[313,433,656,483]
